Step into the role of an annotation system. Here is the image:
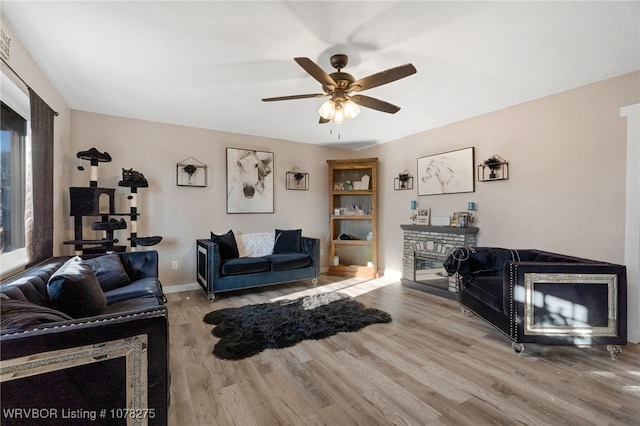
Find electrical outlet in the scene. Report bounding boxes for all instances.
[171,261,178,270]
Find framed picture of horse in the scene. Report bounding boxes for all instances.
[226,148,274,213]
[417,147,475,196]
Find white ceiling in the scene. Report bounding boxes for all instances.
[3,1,639,149]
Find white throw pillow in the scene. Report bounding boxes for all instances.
[235,232,275,257]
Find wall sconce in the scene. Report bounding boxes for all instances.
[176,156,207,187]
[286,167,309,190]
[478,154,509,181]
[394,170,414,190]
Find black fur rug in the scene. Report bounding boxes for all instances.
[203,292,392,360]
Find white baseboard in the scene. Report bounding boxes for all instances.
[383,268,402,280]
[163,282,200,294]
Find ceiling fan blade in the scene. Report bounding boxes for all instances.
[351,95,401,114]
[319,116,330,124]
[349,63,417,92]
[262,93,326,102]
[294,57,337,90]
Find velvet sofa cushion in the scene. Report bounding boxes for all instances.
[82,253,131,292]
[103,277,163,305]
[47,257,107,318]
[221,257,271,276]
[273,229,302,254]
[211,230,240,260]
[265,253,312,272]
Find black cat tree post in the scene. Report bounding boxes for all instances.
[118,170,162,249]
[64,147,162,254]
[79,147,112,188]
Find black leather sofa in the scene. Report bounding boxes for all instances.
[1,251,169,425]
[444,247,627,358]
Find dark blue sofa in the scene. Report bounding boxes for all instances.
[1,251,169,424]
[196,234,320,302]
[444,247,627,359]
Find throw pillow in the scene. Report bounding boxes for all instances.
[82,254,131,292]
[273,229,302,254]
[47,257,107,318]
[211,230,240,260]
[236,232,275,257]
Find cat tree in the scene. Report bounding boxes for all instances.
[63,147,162,254]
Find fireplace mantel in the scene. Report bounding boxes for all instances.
[400,224,479,235]
[401,224,478,298]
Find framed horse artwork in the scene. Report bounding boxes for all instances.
[417,147,475,196]
[226,148,274,213]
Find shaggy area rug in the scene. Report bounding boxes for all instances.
[203,292,392,360]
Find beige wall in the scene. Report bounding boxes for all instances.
[5,15,638,289]
[69,112,345,284]
[68,71,638,286]
[362,71,639,275]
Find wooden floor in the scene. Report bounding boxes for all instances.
[166,275,640,425]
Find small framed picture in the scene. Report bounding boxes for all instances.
[417,208,431,225]
[451,211,470,227]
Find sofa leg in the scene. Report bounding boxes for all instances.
[512,342,525,355]
[460,307,472,317]
[312,278,318,286]
[606,345,622,360]
[208,293,216,302]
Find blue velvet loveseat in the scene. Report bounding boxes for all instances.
[196,229,320,301]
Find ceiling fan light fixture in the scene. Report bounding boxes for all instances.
[332,103,346,124]
[319,99,336,120]
[264,55,416,125]
[342,99,360,120]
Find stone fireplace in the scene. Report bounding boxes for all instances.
[400,224,478,298]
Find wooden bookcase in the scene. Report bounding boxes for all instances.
[327,158,378,279]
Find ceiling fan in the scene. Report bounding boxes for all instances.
[262,54,417,124]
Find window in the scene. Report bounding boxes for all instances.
[1,101,27,252]
[0,71,30,277]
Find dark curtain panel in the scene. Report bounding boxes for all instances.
[27,88,55,266]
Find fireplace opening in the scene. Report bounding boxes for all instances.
[401,224,478,299]
[414,252,449,290]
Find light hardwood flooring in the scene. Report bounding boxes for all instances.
[166,275,640,425]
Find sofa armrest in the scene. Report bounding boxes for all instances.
[506,261,627,344]
[197,239,222,298]
[0,306,169,424]
[301,237,321,278]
